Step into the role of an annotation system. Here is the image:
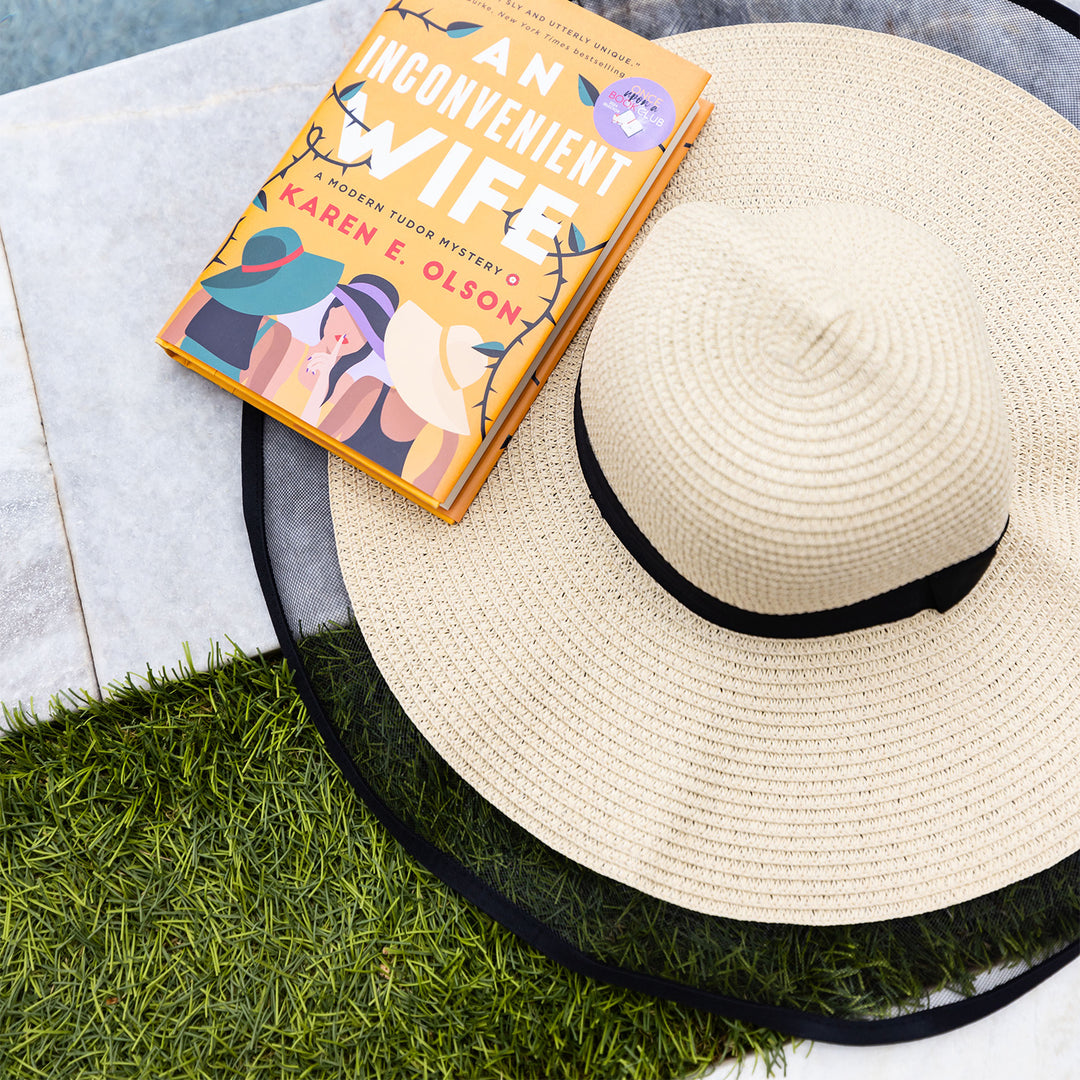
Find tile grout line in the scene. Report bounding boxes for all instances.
[0,222,102,701]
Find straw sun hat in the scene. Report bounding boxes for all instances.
[325,22,1079,926]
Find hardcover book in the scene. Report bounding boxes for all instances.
[158,0,711,521]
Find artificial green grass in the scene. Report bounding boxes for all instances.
[0,646,785,1080]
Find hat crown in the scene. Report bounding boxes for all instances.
[579,203,1013,617]
[241,227,299,267]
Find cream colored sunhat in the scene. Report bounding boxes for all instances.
[384,300,487,434]
[327,23,1080,925]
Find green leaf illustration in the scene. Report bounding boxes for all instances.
[339,82,365,101]
[474,341,506,358]
[447,21,482,36]
[578,75,599,106]
[568,223,585,253]
[253,190,268,212]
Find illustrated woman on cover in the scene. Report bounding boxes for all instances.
[313,300,487,496]
[162,226,488,497]
[160,226,344,383]
[256,273,400,421]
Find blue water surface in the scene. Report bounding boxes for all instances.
[0,0,319,94]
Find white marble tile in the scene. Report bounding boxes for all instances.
[0,0,380,696]
[0,235,96,720]
[700,954,1080,1080]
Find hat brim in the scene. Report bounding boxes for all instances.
[327,23,1080,924]
[203,250,344,316]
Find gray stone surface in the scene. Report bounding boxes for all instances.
[0,0,380,711]
[0,236,95,720]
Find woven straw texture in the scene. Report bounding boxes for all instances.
[580,201,1012,614]
[328,23,1080,923]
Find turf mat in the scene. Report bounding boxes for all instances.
[0,646,783,1080]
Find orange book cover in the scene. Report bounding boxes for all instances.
[158,0,710,521]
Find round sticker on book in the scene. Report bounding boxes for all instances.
[592,77,677,152]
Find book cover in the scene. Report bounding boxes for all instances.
[158,0,710,521]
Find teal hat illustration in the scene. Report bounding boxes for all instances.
[202,227,344,316]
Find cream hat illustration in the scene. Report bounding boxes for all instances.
[383,300,486,434]
[326,22,1080,927]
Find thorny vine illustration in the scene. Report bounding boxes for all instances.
[475,214,604,437]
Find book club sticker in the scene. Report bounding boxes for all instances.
[593,78,677,152]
